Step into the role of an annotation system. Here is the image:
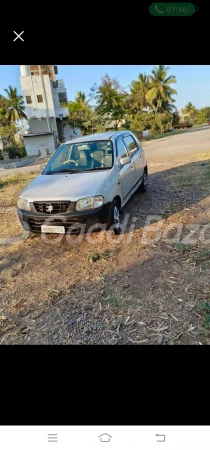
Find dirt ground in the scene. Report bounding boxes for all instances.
[1,145,210,344]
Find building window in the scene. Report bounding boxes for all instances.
[26,96,32,104]
[58,92,67,104]
[37,95,43,103]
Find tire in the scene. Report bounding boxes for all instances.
[139,168,148,193]
[108,200,121,235]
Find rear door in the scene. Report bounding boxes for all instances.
[123,134,144,184]
[116,136,136,200]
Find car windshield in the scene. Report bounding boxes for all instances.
[43,140,113,174]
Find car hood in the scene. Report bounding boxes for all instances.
[19,171,110,202]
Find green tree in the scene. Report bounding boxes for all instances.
[0,96,10,126]
[195,106,210,124]
[182,102,198,123]
[130,73,150,111]
[94,74,128,130]
[4,86,27,122]
[67,100,105,136]
[154,111,173,133]
[146,65,177,112]
[0,123,16,146]
[74,91,90,107]
[130,111,156,132]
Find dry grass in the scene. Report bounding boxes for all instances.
[0,172,37,239]
[1,154,210,344]
[0,172,37,189]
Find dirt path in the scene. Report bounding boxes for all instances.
[1,129,210,344]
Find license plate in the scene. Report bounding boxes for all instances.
[41,225,65,234]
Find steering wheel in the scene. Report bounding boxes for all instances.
[63,160,77,165]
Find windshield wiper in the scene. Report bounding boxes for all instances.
[45,168,84,174]
[84,167,109,171]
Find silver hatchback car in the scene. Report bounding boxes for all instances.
[17,131,148,235]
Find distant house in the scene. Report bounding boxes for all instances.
[105,119,125,131]
[19,65,81,157]
[178,110,188,122]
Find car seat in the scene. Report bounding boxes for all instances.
[78,150,94,169]
[102,148,113,167]
[90,150,105,167]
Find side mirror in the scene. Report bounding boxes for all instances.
[120,156,131,166]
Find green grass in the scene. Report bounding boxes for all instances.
[88,250,114,262]
[168,160,210,187]
[176,243,192,253]
[0,172,37,189]
[140,129,189,142]
[196,301,210,330]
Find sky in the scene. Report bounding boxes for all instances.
[0,65,210,111]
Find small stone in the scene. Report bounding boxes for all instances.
[83,305,93,311]
[11,270,19,277]
[84,326,89,333]
[157,336,163,345]
[53,334,58,339]
[68,318,76,326]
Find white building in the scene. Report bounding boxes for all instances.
[20,65,81,156]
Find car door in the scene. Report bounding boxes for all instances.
[123,134,144,184]
[116,136,137,200]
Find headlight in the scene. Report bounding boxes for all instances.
[17,198,31,211]
[76,196,104,211]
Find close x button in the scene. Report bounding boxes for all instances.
[13,31,24,41]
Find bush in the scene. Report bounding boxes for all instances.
[0,150,3,160]
[6,146,27,159]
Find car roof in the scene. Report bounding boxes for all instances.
[64,131,130,145]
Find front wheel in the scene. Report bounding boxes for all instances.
[139,168,148,193]
[107,200,121,235]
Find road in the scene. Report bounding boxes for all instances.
[143,124,210,159]
[0,164,42,177]
[1,125,210,178]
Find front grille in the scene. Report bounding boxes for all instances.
[84,217,99,229]
[34,202,71,214]
[29,218,80,233]
[29,216,100,233]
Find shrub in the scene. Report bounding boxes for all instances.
[0,150,3,160]
[6,146,27,159]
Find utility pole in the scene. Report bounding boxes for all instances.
[38,65,51,133]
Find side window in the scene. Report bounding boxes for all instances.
[116,137,128,161]
[123,135,138,156]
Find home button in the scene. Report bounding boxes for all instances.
[98,433,112,443]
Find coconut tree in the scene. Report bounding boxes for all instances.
[146,65,177,113]
[4,86,27,122]
[130,73,150,111]
[182,102,198,122]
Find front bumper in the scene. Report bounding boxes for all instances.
[17,203,112,234]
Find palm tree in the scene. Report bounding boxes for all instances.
[130,73,149,111]
[182,102,198,122]
[75,91,90,107]
[75,91,86,102]
[4,86,27,122]
[0,95,10,126]
[160,100,177,113]
[146,65,177,113]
